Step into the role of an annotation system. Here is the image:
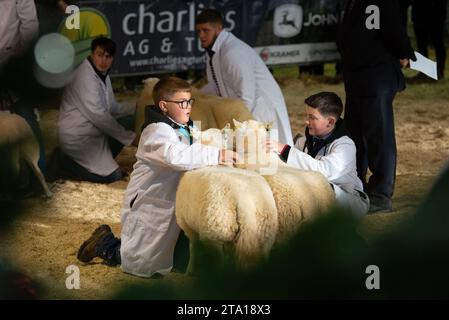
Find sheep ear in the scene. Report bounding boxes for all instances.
[143,77,160,85]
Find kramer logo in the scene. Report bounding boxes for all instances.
[273,4,303,38]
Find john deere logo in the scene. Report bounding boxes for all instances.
[58,8,111,66]
[273,4,303,38]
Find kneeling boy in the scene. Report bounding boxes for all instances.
[267,91,369,217]
[77,77,238,277]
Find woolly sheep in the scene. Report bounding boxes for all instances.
[176,121,335,270]
[0,112,52,197]
[136,81,336,267]
[175,166,278,272]
[262,165,336,243]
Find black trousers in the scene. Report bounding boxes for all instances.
[344,93,397,199]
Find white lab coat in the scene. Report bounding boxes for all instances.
[120,121,220,278]
[58,59,136,176]
[202,30,293,146]
[0,0,38,70]
[287,136,369,218]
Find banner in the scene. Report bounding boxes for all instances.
[59,0,345,76]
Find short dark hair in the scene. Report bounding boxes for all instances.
[91,36,116,56]
[153,77,192,106]
[304,92,343,118]
[195,9,224,26]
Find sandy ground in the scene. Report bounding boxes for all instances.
[1,76,448,299]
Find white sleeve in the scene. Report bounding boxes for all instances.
[201,81,218,95]
[137,123,220,171]
[286,140,356,182]
[107,79,136,117]
[17,0,39,50]
[75,73,136,146]
[222,50,257,112]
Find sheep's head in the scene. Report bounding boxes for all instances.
[192,123,234,150]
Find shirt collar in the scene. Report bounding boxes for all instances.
[87,56,109,84]
[210,29,228,55]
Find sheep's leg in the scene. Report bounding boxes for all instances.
[28,160,52,198]
[1,147,20,191]
[186,237,228,275]
[186,235,198,276]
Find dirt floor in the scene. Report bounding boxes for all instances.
[1,73,448,299]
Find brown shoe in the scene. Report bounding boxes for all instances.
[77,225,113,263]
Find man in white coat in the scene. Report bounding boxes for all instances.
[0,0,39,70]
[56,36,138,183]
[76,77,238,277]
[195,9,293,146]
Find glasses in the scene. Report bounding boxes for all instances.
[164,98,195,109]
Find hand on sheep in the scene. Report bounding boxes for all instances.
[219,149,239,166]
[266,139,286,154]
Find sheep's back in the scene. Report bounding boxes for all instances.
[263,166,336,243]
[176,166,278,265]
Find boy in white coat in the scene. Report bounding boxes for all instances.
[77,77,238,277]
[267,92,369,218]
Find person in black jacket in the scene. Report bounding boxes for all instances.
[337,0,416,213]
[412,0,447,80]
[399,0,412,28]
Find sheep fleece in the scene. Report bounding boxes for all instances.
[175,166,278,265]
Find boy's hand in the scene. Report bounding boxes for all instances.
[266,139,285,154]
[219,149,239,166]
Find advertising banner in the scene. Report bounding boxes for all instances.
[58,0,345,76]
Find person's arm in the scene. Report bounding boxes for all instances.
[107,78,136,117]
[137,123,224,171]
[285,139,356,182]
[200,81,218,95]
[222,50,257,112]
[16,0,39,51]
[74,72,136,146]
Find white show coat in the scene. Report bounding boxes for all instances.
[58,59,136,176]
[120,121,220,278]
[202,30,293,146]
[287,136,369,217]
[0,0,38,69]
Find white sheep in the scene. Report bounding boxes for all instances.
[189,123,234,150]
[227,119,336,241]
[262,165,335,243]
[175,166,278,272]
[0,111,52,197]
[136,82,335,269]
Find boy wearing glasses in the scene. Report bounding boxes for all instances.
[77,77,238,277]
[267,92,369,218]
